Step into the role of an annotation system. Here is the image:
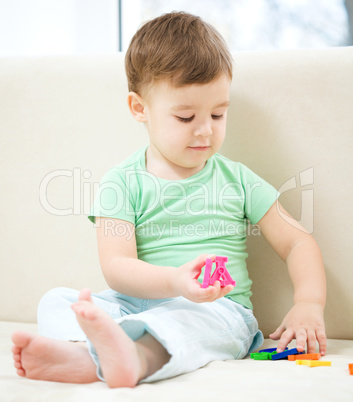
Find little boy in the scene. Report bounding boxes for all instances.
[12,12,326,388]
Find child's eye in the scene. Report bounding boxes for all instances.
[176,115,195,123]
[212,114,223,120]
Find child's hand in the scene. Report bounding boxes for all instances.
[172,254,234,303]
[269,302,326,355]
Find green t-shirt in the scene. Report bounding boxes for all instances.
[88,146,279,309]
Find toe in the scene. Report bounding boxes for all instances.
[12,345,21,354]
[16,368,26,377]
[71,302,85,316]
[11,332,34,349]
[72,301,101,321]
[14,361,22,369]
[78,288,92,302]
[71,301,94,319]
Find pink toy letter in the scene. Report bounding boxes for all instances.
[202,256,236,288]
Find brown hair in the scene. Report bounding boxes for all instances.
[125,11,233,95]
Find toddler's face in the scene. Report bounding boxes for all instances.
[141,74,231,179]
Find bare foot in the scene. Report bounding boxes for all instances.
[11,332,98,383]
[71,289,147,388]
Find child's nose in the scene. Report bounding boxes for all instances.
[194,121,213,137]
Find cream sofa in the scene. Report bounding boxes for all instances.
[1,47,353,401]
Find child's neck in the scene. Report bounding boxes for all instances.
[145,147,206,181]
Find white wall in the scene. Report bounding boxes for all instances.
[0,0,118,57]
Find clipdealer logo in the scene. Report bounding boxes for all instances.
[276,167,314,234]
[39,168,96,216]
[39,167,315,233]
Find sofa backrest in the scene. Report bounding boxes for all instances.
[1,48,352,339]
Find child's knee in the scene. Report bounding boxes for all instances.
[37,287,79,320]
[37,287,87,340]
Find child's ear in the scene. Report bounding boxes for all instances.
[127,92,147,122]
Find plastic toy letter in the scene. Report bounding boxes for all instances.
[202,256,236,288]
[296,360,331,367]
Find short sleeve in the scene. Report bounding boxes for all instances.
[240,164,280,225]
[88,168,135,225]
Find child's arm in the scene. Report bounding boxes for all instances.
[95,217,233,303]
[257,202,327,355]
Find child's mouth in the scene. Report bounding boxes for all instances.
[189,146,210,151]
